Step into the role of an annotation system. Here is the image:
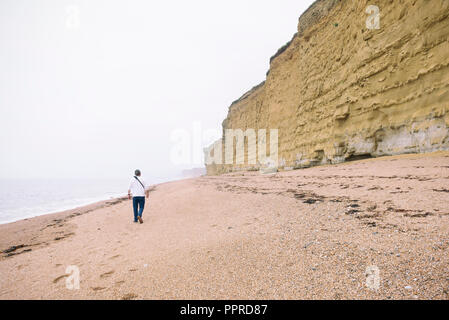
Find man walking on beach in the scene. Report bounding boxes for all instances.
[128,169,149,224]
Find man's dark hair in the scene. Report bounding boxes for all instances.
[134,169,141,176]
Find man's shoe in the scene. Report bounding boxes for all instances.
[133,220,138,223]
[138,216,143,224]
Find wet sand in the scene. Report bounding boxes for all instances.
[0,152,448,299]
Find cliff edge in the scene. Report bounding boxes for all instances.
[206,0,449,175]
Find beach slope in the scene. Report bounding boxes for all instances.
[0,152,448,299]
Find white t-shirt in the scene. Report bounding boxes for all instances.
[128,176,148,197]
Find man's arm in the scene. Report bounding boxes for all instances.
[128,180,132,200]
[145,183,150,198]
[143,179,151,198]
[145,184,156,198]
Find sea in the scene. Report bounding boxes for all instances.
[0,176,176,225]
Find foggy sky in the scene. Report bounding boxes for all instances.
[0,0,315,180]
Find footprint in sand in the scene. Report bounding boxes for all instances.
[91,287,106,291]
[100,271,115,278]
[115,280,125,286]
[53,274,69,284]
[121,293,138,300]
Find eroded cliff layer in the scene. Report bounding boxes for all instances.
[206,0,449,175]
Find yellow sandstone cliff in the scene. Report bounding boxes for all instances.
[205,0,449,175]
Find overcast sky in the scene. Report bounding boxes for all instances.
[0,0,315,181]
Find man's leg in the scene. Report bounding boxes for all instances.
[137,197,145,223]
[132,197,138,222]
[138,197,145,217]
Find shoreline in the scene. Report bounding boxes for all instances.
[0,179,173,261]
[0,193,127,226]
[0,175,190,226]
[0,195,129,260]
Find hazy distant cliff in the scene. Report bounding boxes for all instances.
[205,0,449,175]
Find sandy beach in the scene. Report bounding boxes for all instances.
[0,152,448,300]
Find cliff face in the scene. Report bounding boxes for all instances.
[206,0,449,175]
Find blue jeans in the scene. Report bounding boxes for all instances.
[132,197,145,222]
